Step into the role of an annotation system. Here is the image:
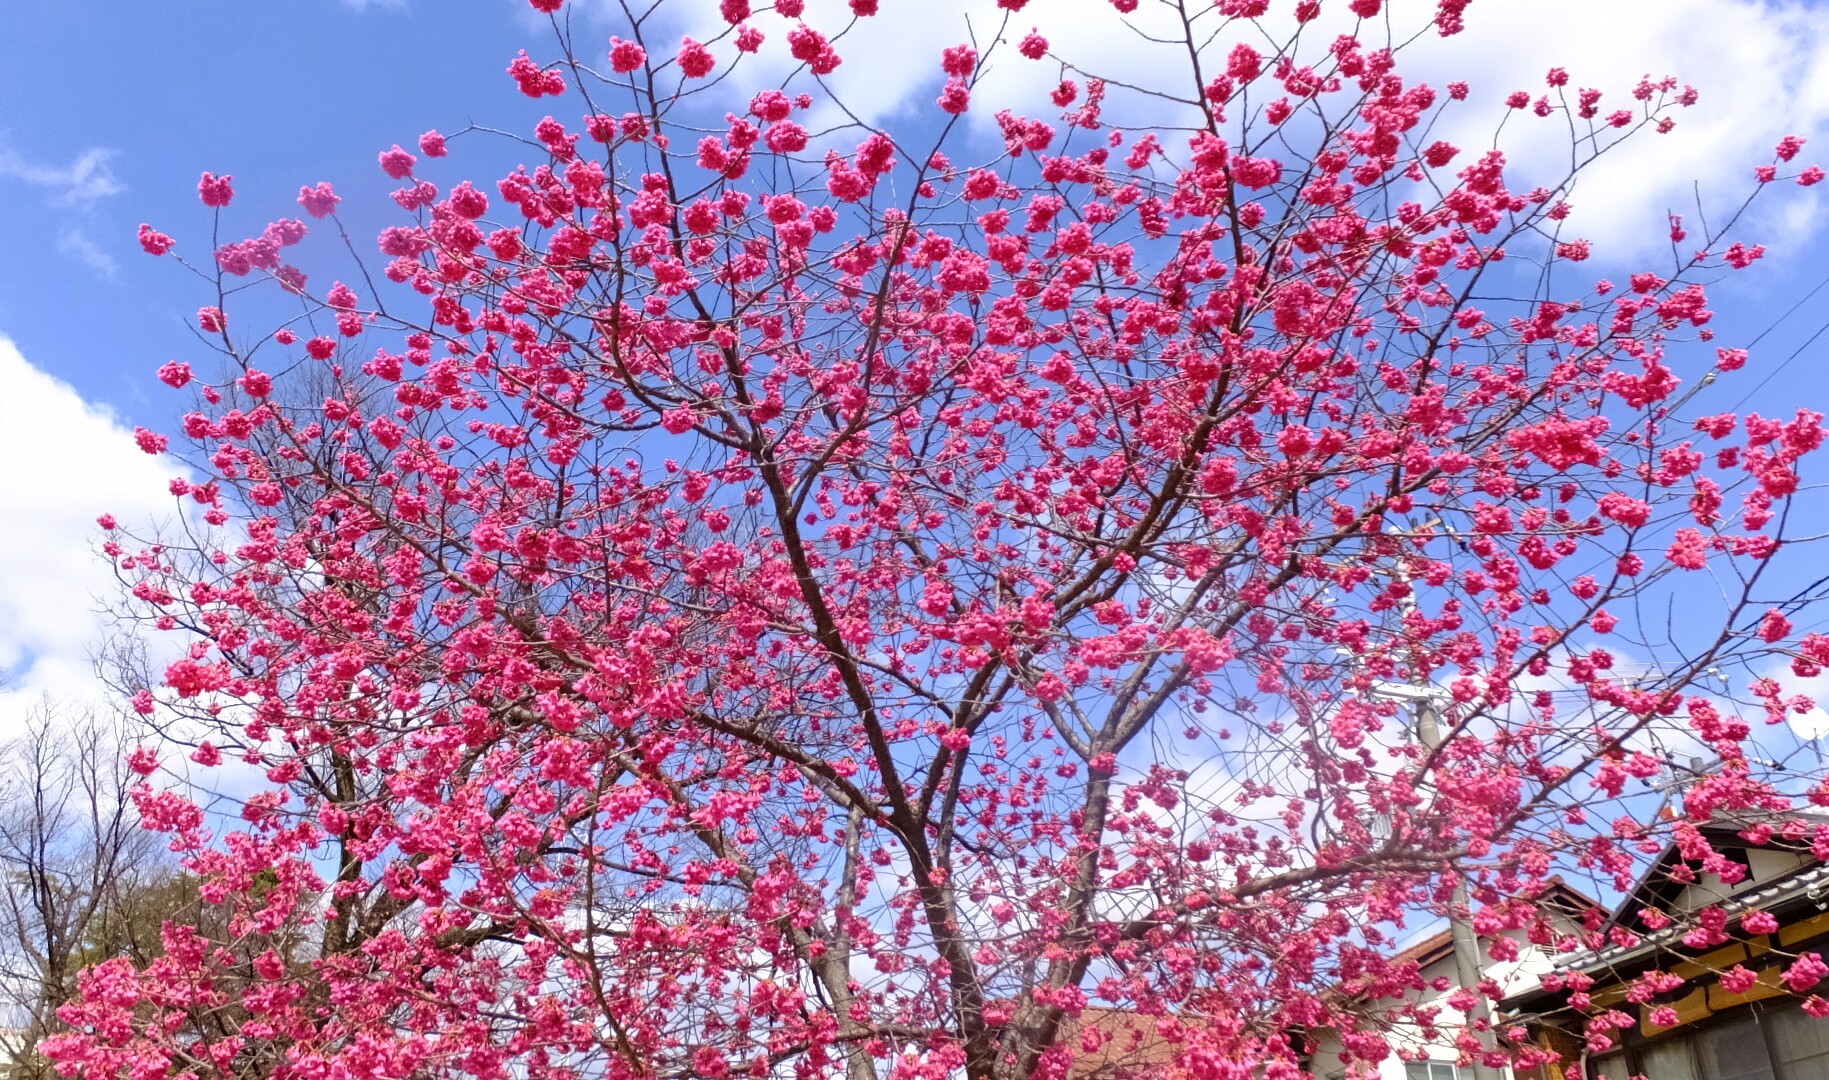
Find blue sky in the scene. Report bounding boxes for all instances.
[0,3,525,411]
[3,0,1826,416]
[2,0,1829,728]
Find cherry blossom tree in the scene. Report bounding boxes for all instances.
[44,1,1829,1078]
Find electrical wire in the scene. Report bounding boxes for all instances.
[1727,269,1829,412]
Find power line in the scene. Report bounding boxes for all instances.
[1730,316,1829,413]
[1748,270,1829,349]
[1727,269,1829,413]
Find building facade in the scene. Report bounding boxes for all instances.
[1502,813,1829,1080]
[1303,883,1597,1080]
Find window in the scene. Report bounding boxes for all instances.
[1766,1000,1829,1078]
[1637,1038,1700,1080]
[1588,1000,1829,1079]
[1619,1009,1799,1080]
[1404,1063,1465,1080]
[1695,1016,1776,1080]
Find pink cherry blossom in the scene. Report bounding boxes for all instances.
[137,223,174,255]
[50,7,1829,1080]
[297,181,341,218]
[377,144,417,179]
[677,37,715,77]
[609,36,646,73]
[196,171,233,207]
[156,361,191,388]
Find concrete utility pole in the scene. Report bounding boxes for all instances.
[1403,685,1501,1080]
[1344,525,1501,1080]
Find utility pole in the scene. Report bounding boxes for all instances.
[1340,525,1502,1080]
[1391,682,1502,1080]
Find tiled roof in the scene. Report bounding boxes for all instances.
[1539,860,1829,980]
[1060,1007,1181,1079]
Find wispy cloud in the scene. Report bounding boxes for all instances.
[0,142,127,278]
[0,144,124,209]
[56,226,117,279]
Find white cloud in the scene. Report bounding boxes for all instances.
[638,0,1826,263]
[0,144,123,209]
[1395,0,1829,261]
[0,337,181,739]
[55,226,117,279]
